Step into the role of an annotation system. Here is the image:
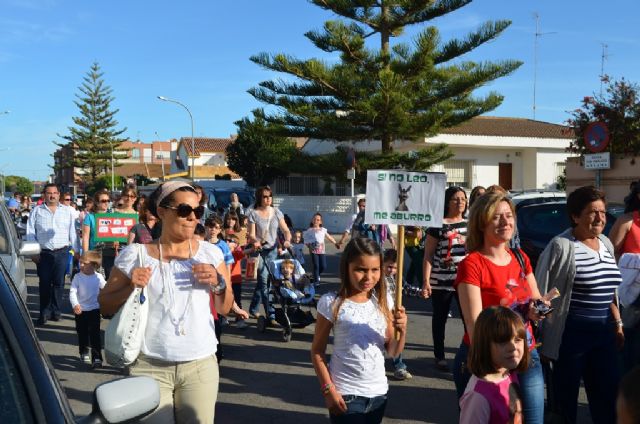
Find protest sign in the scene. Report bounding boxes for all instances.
[94,213,139,243]
[365,170,446,228]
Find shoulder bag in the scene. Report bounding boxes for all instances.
[105,244,149,368]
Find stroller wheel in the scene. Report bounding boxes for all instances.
[282,330,292,342]
[257,316,267,333]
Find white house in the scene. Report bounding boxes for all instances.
[300,116,575,191]
[169,137,239,179]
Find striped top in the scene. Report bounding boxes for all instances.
[568,239,621,320]
[427,220,467,290]
[26,203,80,251]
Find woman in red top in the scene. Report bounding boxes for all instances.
[609,180,640,372]
[453,192,547,424]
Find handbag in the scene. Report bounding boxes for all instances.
[105,244,149,368]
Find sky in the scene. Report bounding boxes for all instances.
[1,0,639,181]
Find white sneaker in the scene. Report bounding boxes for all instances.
[81,353,91,364]
[393,368,413,380]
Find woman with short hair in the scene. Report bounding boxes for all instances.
[535,186,623,423]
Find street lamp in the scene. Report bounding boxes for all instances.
[157,96,195,181]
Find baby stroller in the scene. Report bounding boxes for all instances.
[257,258,316,342]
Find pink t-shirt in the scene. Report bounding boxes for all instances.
[459,374,523,424]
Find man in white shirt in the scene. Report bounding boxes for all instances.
[26,183,80,325]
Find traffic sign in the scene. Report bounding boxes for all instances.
[583,122,610,153]
[584,152,611,170]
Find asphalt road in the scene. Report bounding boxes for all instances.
[24,240,592,423]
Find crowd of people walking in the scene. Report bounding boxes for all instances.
[11,179,640,423]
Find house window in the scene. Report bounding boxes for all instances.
[554,162,566,182]
[131,148,140,159]
[155,151,169,160]
[143,148,152,163]
[431,159,472,188]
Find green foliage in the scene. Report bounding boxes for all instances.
[84,175,125,196]
[226,114,299,187]
[132,174,154,187]
[288,144,454,183]
[4,175,33,195]
[567,76,640,157]
[249,0,521,153]
[556,167,567,191]
[54,62,128,182]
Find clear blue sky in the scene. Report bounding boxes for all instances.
[1,0,639,180]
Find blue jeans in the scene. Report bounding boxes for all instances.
[37,247,69,318]
[392,354,406,371]
[453,342,544,424]
[249,248,276,319]
[551,316,620,424]
[329,394,387,424]
[310,252,326,284]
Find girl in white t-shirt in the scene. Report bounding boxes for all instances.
[303,213,340,286]
[459,306,528,424]
[311,237,407,423]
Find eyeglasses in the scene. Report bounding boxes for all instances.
[225,238,236,243]
[165,204,206,219]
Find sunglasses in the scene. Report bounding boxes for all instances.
[98,199,110,203]
[262,195,273,199]
[165,204,206,219]
[64,198,72,201]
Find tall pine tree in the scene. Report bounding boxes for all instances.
[55,62,127,183]
[249,0,522,154]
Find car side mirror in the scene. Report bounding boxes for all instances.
[83,376,159,423]
[18,241,40,257]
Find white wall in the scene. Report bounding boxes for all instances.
[535,149,569,189]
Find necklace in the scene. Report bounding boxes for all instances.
[158,240,194,336]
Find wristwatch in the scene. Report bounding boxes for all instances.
[211,273,227,295]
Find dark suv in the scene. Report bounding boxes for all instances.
[517,201,624,268]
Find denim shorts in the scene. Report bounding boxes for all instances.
[330,394,387,424]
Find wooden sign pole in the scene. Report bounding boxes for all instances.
[395,225,405,340]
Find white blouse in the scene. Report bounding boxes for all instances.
[115,241,223,362]
[317,292,392,397]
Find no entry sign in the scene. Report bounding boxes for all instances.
[584,122,610,153]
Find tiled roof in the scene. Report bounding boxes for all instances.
[165,166,240,179]
[439,116,574,139]
[114,163,167,179]
[179,137,236,156]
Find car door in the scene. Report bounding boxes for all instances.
[0,204,27,302]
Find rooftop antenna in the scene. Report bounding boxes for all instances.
[599,43,609,96]
[532,13,557,120]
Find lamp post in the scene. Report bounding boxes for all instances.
[157,96,195,181]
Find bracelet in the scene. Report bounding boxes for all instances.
[615,319,624,329]
[321,383,334,396]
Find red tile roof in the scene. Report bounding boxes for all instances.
[440,116,574,139]
[179,137,236,157]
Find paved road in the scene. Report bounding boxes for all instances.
[24,241,592,423]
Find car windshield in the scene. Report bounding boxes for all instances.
[213,191,254,209]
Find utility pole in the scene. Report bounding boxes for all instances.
[599,43,609,97]
[532,13,557,120]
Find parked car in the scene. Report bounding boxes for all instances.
[509,190,566,210]
[207,188,255,214]
[517,201,624,268]
[0,259,159,423]
[0,202,40,303]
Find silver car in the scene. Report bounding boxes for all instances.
[0,202,40,302]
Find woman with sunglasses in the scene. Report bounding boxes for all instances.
[82,189,111,265]
[99,181,233,423]
[116,186,137,214]
[247,186,292,325]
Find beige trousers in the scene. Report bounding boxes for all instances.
[130,354,219,423]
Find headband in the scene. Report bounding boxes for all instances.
[156,181,194,207]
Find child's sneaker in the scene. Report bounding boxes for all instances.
[393,368,413,380]
[81,352,91,364]
[235,319,248,329]
[92,358,102,369]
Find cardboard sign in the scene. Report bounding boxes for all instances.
[365,170,446,227]
[94,213,139,243]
